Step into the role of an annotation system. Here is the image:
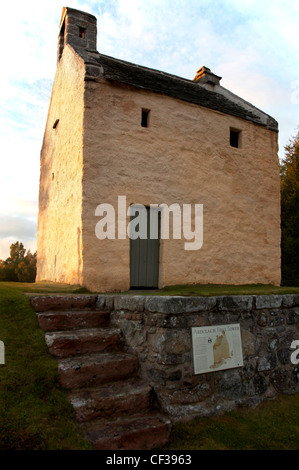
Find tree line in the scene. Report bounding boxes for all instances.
[0,128,298,284]
[0,241,36,282]
[280,127,299,285]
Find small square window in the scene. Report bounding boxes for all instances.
[230,128,242,148]
[141,109,150,128]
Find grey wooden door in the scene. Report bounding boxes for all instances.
[129,205,160,289]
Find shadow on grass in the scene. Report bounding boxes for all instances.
[160,393,299,450]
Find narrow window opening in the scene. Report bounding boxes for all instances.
[230,128,241,148]
[141,109,150,128]
[79,27,86,39]
[52,173,55,181]
[53,119,59,129]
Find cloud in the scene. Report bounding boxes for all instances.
[0,215,37,240]
[0,214,37,260]
[0,135,40,208]
[0,199,38,218]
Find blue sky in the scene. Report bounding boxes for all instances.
[0,0,298,260]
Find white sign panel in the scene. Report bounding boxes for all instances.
[191,324,243,374]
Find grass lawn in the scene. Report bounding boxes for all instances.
[132,283,299,297]
[0,283,92,450]
[161,393,299,450]
[0,281,90,294]
[2,280,299,296]
[1,281,299,450]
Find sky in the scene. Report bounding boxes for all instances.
[0,0,298,260]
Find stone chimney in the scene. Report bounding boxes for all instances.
[193,66,222,87]
[57,7,97,62]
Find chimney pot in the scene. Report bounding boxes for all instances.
[193,66,221,87]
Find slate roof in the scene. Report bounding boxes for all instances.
[77,47,278,132]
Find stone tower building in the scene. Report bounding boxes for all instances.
[36,7,281,292]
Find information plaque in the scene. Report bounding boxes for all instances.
[191,324,243,374]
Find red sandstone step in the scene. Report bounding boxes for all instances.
[68,378,153,422]
[58,352,139,389]
[36,310,110,331]
[29,294,97,312]
[45,327,124,357]
[80,413,172,450]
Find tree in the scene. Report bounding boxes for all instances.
[0,242,37,282]
[280,128,299,284]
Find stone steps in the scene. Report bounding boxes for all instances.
[69,377,153,422]
[30,294,171,450]
[58,351,139,389]
[79,412,172,450]
[45,327,124,357]
[37,310,110,331]
[29,294,98,312]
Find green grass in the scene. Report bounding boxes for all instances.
[161,393,299,450]
[0,283,92,450]
[0,281,90,294]
[131,283,299,297]
[2,281,299,296]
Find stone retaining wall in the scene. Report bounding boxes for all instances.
[102,294,299,421]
